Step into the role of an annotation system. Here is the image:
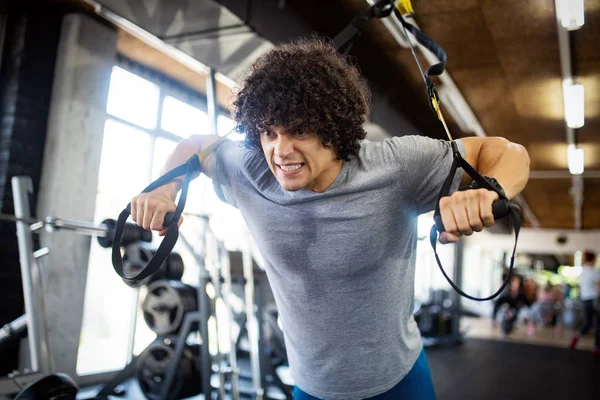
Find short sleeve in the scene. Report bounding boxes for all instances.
[377,135,465,214]
[210,140,248,208]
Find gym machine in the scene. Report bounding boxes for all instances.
[92,215,242,400]
[1,175,280,400]
[0,176,80,398]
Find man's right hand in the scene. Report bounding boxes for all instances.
[130,182,183,236]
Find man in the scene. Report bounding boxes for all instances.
[570,250,600,355]
[131,39,530,399]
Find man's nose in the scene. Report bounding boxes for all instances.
[274,135,293,158]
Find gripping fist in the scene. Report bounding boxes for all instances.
[130,187,183,236]
[438,188,499,244]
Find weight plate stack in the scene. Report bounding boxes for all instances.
[122,243,185,287]
[14,373,78,400]
[137,338,201,400]
[142,280,198,335]
[96,218,153,249]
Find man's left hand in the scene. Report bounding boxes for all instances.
[438,189,499,244]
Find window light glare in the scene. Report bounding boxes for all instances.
[106,67,160,129]
[161,96,209,138]
[558,0,585,31]
[563,80,584,129]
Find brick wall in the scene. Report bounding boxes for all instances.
[0,5,62,375]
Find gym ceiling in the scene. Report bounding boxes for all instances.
[43,0,600,230]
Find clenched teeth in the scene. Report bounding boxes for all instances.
[280,164,303,171]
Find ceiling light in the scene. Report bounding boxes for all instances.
[563,80,584,129]
[557,0,585,31]
[567,145,584,175]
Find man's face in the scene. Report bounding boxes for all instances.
[259,125,342,193]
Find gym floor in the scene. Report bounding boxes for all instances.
[461,316,596,351]
[428,338,600,400]
[77,335,599,400]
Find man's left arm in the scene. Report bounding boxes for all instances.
[439,137,530,244]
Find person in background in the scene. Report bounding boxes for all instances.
[526,282,561,336]
[570,250,600,355]
[492,273,531,323]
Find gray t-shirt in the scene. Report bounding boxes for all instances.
[211,135,465,399]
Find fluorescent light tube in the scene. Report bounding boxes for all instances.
[567,145,584,175]
[558,0,585,31]
[563,80,584,129]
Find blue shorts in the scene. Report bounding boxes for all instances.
[293,348,436,399]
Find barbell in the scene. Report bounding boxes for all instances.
[0,213,152,249]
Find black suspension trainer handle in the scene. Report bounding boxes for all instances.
[429,142,522,302]
[111,155,201,283]
[433,197,512,234]
[430,204,521,302]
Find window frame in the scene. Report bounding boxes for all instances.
[77,58,234,378]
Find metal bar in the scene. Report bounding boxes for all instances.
[207,68,218,136]
[220,244,240,400]
[11,176,53,374]
[80,0,238,90]
[0,214,108,236]
[42,217,107,236]
[0,213,39,224]
[206,231,227,400]
[452,240,463,341]
[95,355,141,397]
[159,312,202,400]
[110,111,211,143]
[243,238,263,400]
[0,315,28,345]
[0,13,6,72]
[0,372,45,397]
[161,23,247,43]
[571,175,584,230]
[554,0,582,230]
[126,289,140,365]
[255,275,267,389]
[529,170,600,179]
[197,220,213,399]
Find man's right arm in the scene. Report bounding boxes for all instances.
[158,134,223,195]
[131,134,222,234]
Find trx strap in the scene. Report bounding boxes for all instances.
[428,141,522,301]
[333,0,395,53]
[111,134,230,284]
[335,1,522,301]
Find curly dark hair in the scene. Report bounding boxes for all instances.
[232,38,371,161]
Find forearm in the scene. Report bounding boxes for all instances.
[157,135,209,200]
[477,138,530,200]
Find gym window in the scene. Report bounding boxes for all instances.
[77,60,243,376]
